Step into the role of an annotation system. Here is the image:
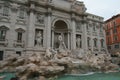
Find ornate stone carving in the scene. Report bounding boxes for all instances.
[71,1,86,13]
[36,14,44,25]
[76,22,82,32]
[11,3,19,12]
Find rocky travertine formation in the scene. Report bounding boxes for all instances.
[0,49,119,80]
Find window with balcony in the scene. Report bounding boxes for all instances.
[114,36,118,41]
[101,39,104,48]
[17,32,22,42]
[93,38,97,47]
[100,26,103,32]
[0,26,9,41]
[113,29,117,33]
[14,28,25,47]
[93,26,96,31]
[113,21,116,28]
[107,37,110,44]
[87,37,90,47]
[0,30,6,41]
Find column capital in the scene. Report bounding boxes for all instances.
[45,7,52,16]
[71,13,76,21]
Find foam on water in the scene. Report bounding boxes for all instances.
[56,72,120,80]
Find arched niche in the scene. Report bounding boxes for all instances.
[52,19,70,49]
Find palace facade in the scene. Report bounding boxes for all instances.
[0,0,107,60]
[105,14,120,54]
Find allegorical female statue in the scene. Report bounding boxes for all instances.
[76,36,81,48]
[36,31,42,46]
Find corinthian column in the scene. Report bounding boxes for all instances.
[26,3,35,51]
[82,21,88,50]
[71,13,76,49]
[45,7,52,48]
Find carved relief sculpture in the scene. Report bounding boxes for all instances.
[36,14,44,24]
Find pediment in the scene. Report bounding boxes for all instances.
[0,25,9,30]
[15,28,25,32]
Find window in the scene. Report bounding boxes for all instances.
[16,51,21,56]
[94,39,97,47]
[107,37,110,44]
[19,8,25,19]
[113,29,117,33]
[86,24,89,31]
[114,44,119,49]
[0,30,6,41]
[87,37,90,47]
[0,51,4,60]
[114,36,118,41]
[100,25,103,32]
[101,39,104,48]
[93,24,96,32]
[17,32,22,42]
[106,32,110,35]
[113,21,116,28]
[108,46,111,50]
[76,22,81,30]
[3,6,9,16]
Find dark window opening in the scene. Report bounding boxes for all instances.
[114,44,119,49]
[0,30,6,41]
[0,51,4,60]
[17,32,22,42]
[16,51,21,56]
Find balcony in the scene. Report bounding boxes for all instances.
[101,48,106,52]
[16,16,26,25]
[14,40,24,48]
[92,31,97,36]
[0,13,10,22]
[99,32,104,37]
[93,47,99,51]
[88,46,91,50]
[0,39,8,47]
[76,29,82,33]
[87,30,91,35]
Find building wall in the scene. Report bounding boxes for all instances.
[0,0,107,60]
[105,14,120,54]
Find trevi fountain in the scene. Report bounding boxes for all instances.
[0,0,120,80]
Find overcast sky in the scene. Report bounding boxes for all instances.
[78,0,120,21]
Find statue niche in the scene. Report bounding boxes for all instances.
[76,35,82,48]
[53,20,69,49]
[35,30,43,47]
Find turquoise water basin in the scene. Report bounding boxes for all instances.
[0,72,15,80]
[56,72,120,80]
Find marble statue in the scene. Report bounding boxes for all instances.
[35,31,42,46]
[76,36,81,48]
[58,34,66,52]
